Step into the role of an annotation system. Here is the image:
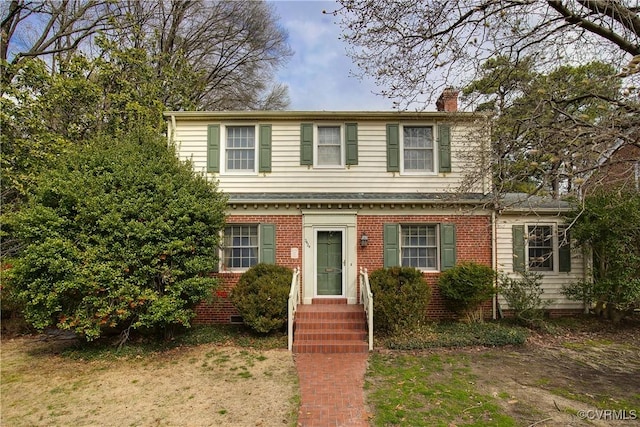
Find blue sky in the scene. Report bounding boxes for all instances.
[270,0,394,111]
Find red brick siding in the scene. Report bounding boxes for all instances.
[194,215,302,324]
[194,211,583,324]
[357,215,493,320]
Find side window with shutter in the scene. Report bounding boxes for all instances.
[345,123,358,165]
[207,124,220,173]
[383,224,400,268]
[512,225,526,272]
[259,125,272,173]
[440,224,456,270]
[558,225,571,272]
[300,123,313,165]
[438,124,451,173]
[386,124,400,172]
[260,224,276,265]
[221,223,276,270]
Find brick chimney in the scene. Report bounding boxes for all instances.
[436,87,459,112]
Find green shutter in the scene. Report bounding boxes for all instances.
[345,123,358,165]
[207,124,220,173]
[259,124,272,173]
[386,124,400,172]
[512,225,526,272]
[440,224,456,271]
[438,124,451,173]
[558,225,571,272]
[300,123,313,165]
[383,223,400,267]
[260,224,276,265]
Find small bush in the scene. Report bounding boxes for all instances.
[499,271,551,325]
[438,262,496,319]
[230,263,293,334]
[368,267,431,334]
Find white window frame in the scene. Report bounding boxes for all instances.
[400,224,440,271]
[222,124,258,174]
[222,224,259,272]
[525,223,558,273]
[400,124,437,175]
[313,124,345,169]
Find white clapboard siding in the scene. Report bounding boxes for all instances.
[171,118,489,195]
[496,215,586,310]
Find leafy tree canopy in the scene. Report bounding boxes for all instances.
[464,58,623,196]
[563,191,640,319]
[2,131,227,342]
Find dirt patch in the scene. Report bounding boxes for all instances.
[457,324,640,426]
[1,337,298,426]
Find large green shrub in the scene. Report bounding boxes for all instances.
[438,262,496,320]
[230,263,293,334]
[563,191,640,322]
[499,271,551,325]
[368,267,431,334]
[2,131,227,342]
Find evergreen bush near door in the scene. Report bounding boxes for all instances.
[368,267,431,334]
[438,262,496,321]
[230,263,293,334]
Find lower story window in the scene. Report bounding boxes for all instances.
[224,225,258,268]
[401,225,438,269]
[528,225,553,271]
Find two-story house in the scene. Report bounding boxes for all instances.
[165,92,587,351]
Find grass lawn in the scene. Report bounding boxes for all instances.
[2,317,638,426]
[1,326,298,427]
[365,317,640,427]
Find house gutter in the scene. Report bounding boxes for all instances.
[492,209,498,320]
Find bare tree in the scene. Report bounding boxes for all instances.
[334,0,640,197]
[111,0,293,110]
[1,0,119,81]
[2,0,292,110]
[334,0,639,109]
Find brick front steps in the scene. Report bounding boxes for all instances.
[292,298,369,354]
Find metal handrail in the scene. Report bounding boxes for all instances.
[287,267,300,351]
[359,267,374,351]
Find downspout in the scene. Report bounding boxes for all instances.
[492,209,498,320]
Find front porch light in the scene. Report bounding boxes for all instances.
[360,232,369,248]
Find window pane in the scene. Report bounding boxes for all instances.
[401,225,437,269]
[226,126,255,171]
[224,225,258,268]
[317,126,342,166]
[528,226,553,271]
[403,127,433,171]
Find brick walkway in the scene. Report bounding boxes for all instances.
[295,353,369,427]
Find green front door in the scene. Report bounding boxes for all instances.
[316,230,343,295]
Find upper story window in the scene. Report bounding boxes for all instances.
[403,126,434,173]
[316,126,343,167]
[300,123,358,168]
[225,126,256,172]
[386,124,450,174]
